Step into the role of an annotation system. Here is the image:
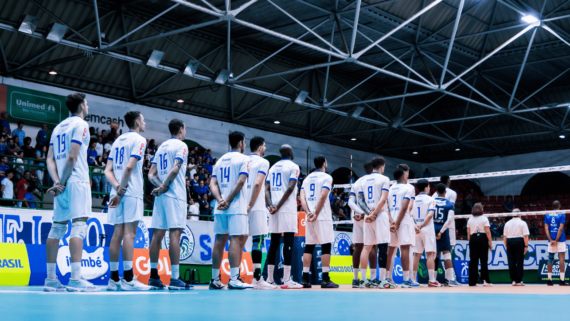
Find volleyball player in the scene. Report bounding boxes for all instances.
[441,175,460,285]
[210,131,252,290]
[105,111,151,291]
[412,179,441,287]
[387,164,418,288]
[358,157,394,289]
[246,136,276,289]
[433,183,459,286]
[299,156,338,288]
[44,93,96,292]
[544,200,569,286]
[265,144,302,289]
[147,119,192,290]
[347,162,378,288]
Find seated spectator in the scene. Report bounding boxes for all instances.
[36,123,48,148]
[203,149,213,163]
[15,170,30,205]
[338,208,347,220]
[6,137,20,156]
[191,173,200,190]
[1,170,14,206]
[22,137,35,160]
[95,136,104,157]
[331,199,341,220]
[142,158,151,173]
[193,179,209,196]
[89,127,97,140]
[187,198,200,221]
[0,135,6,155]
[188,149,197,162]
[0,156,9,181]
[12,121,25,147]
[529,221,538,237]
[35,145,47,185]
[212,157,218,165]
[87,140,97,165]
[204,157,213,174]
[148,139,157,156]
[198,168,206,181]
[490,219,500,237]
[104,136,113,153]
[0,111,11,135]
[15,150,25,177]
[23,185,37,208]
[100,129,108,145]
[199,193,210,219]
[187,158,199,180]
[423,168,431,178]
[504,196,514,213]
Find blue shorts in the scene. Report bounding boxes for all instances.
[434,225,451,252]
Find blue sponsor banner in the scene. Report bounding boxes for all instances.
[453,260,469,284]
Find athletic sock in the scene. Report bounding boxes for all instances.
[445,268,453,281]
[548,272,552,280]
[284,265,291,282]
[212,268,221,280]
[172,264,180,280]
[353,266,359,280]
[267,265,275,282]
[403,271,409,281]
[254,268,262,281]
[110,261,120,282]
[323,272,330,282]
[412,271,417,281]
[379,268,386,280]
[151,262,159,280]
[71,262,81,279]
[303,267,310,273]
[123,261,133,282]
[370,269,376,280]
[360,268,367,282]
[387,269,392,279]
[428,269,435,282]
[303,272,310,283]
[230,267,239,281]
[47,263,56,279]
[560,270,565,281]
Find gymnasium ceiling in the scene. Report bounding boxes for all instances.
[1,0,570,162]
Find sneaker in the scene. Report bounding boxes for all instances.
[228,279,254,290]
[448,279,461,287]
[559,280,569,286]
[515,282,525,286]
[443,279,450,287]
[148,277,166,290]
[301,279,312,289]
[252,278,278,290]
[378,280,396,289]
[352,279,360,288]
[107,279,122,291]
[385,278,397,288]
[547,279,554,286]
[483,281,493,287]
[121,276,152,291]
[428,280,442,287]
[281,279,303,289]
[360,279,374,289]
[66,277,98,292]
[44,278,66,292]
[401,280,419,288]
[370,279,380,287]
[512,281,516,286]
[410,280,421,287]
[168,278,194,290]
[386,277,394,285]
[321,279,339,288]
[209,278,226,290]
[266,279,278,287]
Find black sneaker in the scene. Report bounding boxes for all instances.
[352,279,360,288]
[301,279,312,288]
[209,278,226,290]
[321,279,339,289]
[547,279,554,286]
[559,280,569,286]
[443,279,450,287]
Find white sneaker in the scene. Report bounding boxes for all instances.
[66,277,99,292]
[107,279,122,291]
[228,279,254,290]
[121,276,152,291]
[281,278,303,289]
[483,281,493,287]
[44,278,66,292]
[512,281,516,286]
[252,278,278,290]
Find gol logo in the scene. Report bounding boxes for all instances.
[295,212,306,237]
[133,248,171,285]
[220,251,253,284]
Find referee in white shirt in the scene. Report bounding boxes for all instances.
[503,208,529,286]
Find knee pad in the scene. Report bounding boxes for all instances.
[48,223,67,240]
[443,253,452,261]
[321,243,331,255]
[377,244,388,268]
[548,253,555,264]
[252,235,263,252]
[70,221,87,239]
[304,244,316,254]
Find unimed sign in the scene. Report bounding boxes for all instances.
[7,86,65,125]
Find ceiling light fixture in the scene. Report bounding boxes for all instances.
[560,134,566,139]
[48,69,57,75]
[521,15,539,24]
[351,138,356,141]
[177,98,184,103]
[413,151,418,155]
[274,121,280,124]
[455,148,461,151]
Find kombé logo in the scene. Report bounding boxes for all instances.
[162,225,195,261]
[333,233,352,255]
[56,247,108,280]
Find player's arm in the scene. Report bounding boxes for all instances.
[46,143,81,196]
[209,176,225,209]
[151,159,182,196]
[313,185,330,219]
[265,181,275,213]
[348,193,364,220]
[555,221,565,242]
[368,190,389,222]
[274,179,296,212]
[220,174,247,210]
[419,208,435,230]
[300,189,311,216]
[247,172,267,212]
[357,192,371,215]
[147,164,162,187]
[394,198,410,228]
[439,209,455,233]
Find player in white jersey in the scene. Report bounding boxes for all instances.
[147,119,192,290]
[209,131,252,290]
[265,144,302,289]
[411,179,441,287]
[244,136,276,290]
[347,162,378,288]
[104,111,150,291]
[440,175,460,285]
[300,156,339,289]
[44,93,97,292]
[357,157,394,289]
[387,164,419,288]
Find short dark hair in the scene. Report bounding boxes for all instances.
[393,169,404,180]
[371,156,385,169]
[436,183,446,195]
[229,131,245,149]
[24,137,31,145]
[66,93,86,113]
[250,136,265,152]
[364,161,372,171]
[397,164,410,172]
[440,175,450,185]
[314,155,326,169]
[416,179,429,192]
[27,184,36,193]
[125,111,141,129]
[472,203,484,216]
[194,173,199,178]
[17,121,24,126]
[168,119,185,136]
[553,200,561,210]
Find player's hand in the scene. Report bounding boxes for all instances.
[365,213,377,223]
[436,232,442,240]
[489,244,493,252]
[353,213,363,221]
[116,184,127,196]
[550,240,557,248]
[524,247,528,255]
[415,225,421,234]
[151,184,168,196]
[109,195,122,208]
[217,200,229,210]
[47,182,66,197]
[269,206,276,215]
[307,212,317,222]
[247,205,252,213]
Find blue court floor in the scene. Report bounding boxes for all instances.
[1,285,568,320]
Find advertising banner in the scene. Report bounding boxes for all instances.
[6,85,66,126]
[329,255,370,285]
[220,251,253,285]
[133,248,171,285]
[537,260,570,283]
[453,260,470,284]
[0,243,30,286]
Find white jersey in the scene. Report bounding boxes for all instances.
[445,187,457,229]
[267,159,300,214]
[350,175,366,200]
[301,171,333,221]
[388,183,415,225]
[49,115,90,183]
[246,154,270,212]
[212,150,250,215]
[108,131,147,199]
[359,172,390,215]
[151,138,187,201]
[413,193,436,234]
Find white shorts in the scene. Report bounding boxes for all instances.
[248,209,268,236]
[53,181,92,222]
[414,232,436,254]
[151,195,186,230]
[268,211,298,234]
[214,214,248,236]
[390,223,415,247]
[449,227,456,246]
[306,220,334,245]
[548,241,568,253]
[352,217,364,244]
[363,212,390,246]
[107,196,143,224]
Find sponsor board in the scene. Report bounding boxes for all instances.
[329,255,370,285]
[333,232,352,255]
[133,249,171,285]
[0,243,30,286]
[56,246,109,281]
[453,260,470,284]
[537,260,570,283]
[294,212,305,237]
[220,251,253,285]
[6,85,65,125]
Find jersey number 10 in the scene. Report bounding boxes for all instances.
[272,173,282,187]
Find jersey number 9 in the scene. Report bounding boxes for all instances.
[310,183,315,197]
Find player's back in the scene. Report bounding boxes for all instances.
[301,171,332,220]
[360,172,390,212]
[246,154,269,211]
[445,187,457,204]
[388,183,415,224]
[213,150,249,215]
[544,213,566,242]
[109,131,146,198]
[413,193,435,232]
[350,175,367,197]
[50,115,90,183]
[267,159,299,213]
[152,138,187,201]
[433,197,454,226]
